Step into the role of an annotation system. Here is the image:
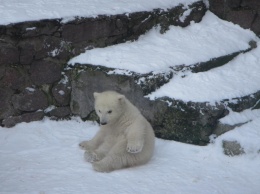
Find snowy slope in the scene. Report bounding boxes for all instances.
[0,118,259,194]
[0,0,197,25]
[69,12,257,74]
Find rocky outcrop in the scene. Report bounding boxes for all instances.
[0,1,259,147]
[0,1,207,131]
[69,65,227,145]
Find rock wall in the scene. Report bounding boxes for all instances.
[0,1,259,146]
[209,0,260,36]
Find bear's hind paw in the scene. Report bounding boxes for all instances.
[127,143,143,154]
[93,162,111,173]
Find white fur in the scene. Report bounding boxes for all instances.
[79,91,155,172]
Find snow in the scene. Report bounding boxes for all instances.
[220,108,260,125]
[68,12,257,74]
[25,87,36,92]
[0,117,260,194]
[148,41,260,102]
[0,0,197,25]
[1,1,260,193]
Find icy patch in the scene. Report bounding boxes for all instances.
[25,87,35,92]
[26,27,36,31]
[58,90,65,95]
[48,48,59,57]
[59,74,69,84]
[44,105,56,113]
[107,69,133,76]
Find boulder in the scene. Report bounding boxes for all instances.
[209,0,260,36]
[2,111,44,128]
[222,140,245,156]
[11,88,48,112]
[1,66,31,91]
[30,59,62,85]
[70,65,227,145]
[0,88,16,120]
[52,77,71,106]
[226,10,256,29]
[0,40,19,65]
[49,107,71,118]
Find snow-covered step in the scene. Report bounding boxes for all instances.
[69,12,257,74]
[148,41,260,103]
[1,0,199,25]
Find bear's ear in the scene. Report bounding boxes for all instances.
[118,94,125,102]
[93,92,100,99]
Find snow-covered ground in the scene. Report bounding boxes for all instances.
[1,0,260,193]
[0,117,259,194]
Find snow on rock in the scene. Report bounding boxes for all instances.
[220,108,260,125]
[216,117,260,155]
[68,11,256,74]
[0,118,259,194]
[148,40,260,102]
[0,0,198,25]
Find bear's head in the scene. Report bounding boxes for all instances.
[94,91,125,125]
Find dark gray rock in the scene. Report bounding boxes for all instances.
[62,16,127,43]
[30,59,62,85]
[223,91,260,112]
[2,111,44,128]
[1,66,31,91]
[0,65,5,79]
[18,36,62,64]
[208,0,225,19]
[251,15,260,35]
[226,10,256,29]
[0,88,16,120]
[0,41,20,65]
[6,19,61,38]
[70,69,146,119]
[153,98,227,145]
[12,88,48,112]
[222,140,245,156]
[213,122,246,136]
[241,0,260,9]
[226,0,242,9]
[52,78,71,106]
[49,106,71,118]
[209,0,260,36]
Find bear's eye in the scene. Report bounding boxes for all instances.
[98,110,101,113]
[107,110,112,114]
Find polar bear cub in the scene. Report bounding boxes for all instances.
[79,90,155,172]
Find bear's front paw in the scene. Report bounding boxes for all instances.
[127,142,143,154]
[79,141,90,150]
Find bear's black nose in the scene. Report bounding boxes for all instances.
[100,122,107,125]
